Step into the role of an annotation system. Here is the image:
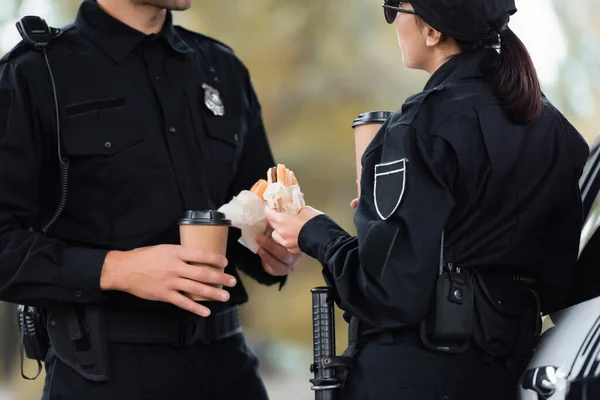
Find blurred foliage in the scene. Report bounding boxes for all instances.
[2,0,600,397]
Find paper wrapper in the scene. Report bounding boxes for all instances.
[218,191,267,254]
[263,183,305,214]
[218,184,306,253]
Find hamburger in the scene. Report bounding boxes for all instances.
[250,179,268,201]
[267,164,298,186]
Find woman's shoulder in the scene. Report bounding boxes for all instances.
[393,79,499,136]
[537,98,590,168]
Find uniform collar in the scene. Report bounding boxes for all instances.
[424,48,497,91]
[75,0,194,64]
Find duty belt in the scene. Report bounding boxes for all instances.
[105,306,241,346]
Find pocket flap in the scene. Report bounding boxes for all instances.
[203,115,239,147]
[187,84,239,148]
[62,122,142,157]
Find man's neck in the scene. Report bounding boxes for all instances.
[97,0,167,35]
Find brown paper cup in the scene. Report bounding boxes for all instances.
[352,111,393,195]
[178,210,231,302]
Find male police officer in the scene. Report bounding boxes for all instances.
[0,0,299,398]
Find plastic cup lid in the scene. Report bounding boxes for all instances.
[352,110,393,128]
[178,210,232,226]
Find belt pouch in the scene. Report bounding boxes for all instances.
[420,264,473,353]
[47,304,110,382]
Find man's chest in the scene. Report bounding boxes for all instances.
[37,47,248,215]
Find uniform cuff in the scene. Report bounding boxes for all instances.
[60,248,110,303]
[298,214,349,264]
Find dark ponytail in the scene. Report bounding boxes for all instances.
[488,14,543,124]
[418,13,543,124]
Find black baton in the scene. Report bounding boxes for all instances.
[310,287,342,400]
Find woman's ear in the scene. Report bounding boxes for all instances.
[423,25,444,47]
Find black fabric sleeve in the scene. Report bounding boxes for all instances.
[0,62,108,307]
[298,125,456,328]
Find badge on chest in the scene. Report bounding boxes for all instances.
[374,158,408,220]
[202,83,225,116]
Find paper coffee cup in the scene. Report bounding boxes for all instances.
[178,210,232,301]
[352,111,393,195]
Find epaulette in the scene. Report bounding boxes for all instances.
[52,23,76,40]
[0,41,28,65]
[174,26,234,53]
[0,23,75,65]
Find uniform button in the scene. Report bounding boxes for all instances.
[440,396,449,400]
[233,134,239,142]
[155,75,160,80]
[104,142,112,148]
[183,184,189,190]
[214,77,219,82]
[75,290,83,298]
[169,126,176,134]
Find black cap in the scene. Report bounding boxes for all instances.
[352,111,393,128]
[411,0,517,43]
[178,210,231,226]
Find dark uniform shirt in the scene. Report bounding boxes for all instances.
[299,49,589,330]
[0,0,283,312]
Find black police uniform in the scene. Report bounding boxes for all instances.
[299,49,589,399]
[0,1,284,399]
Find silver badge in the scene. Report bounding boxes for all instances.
[202,83,225,116]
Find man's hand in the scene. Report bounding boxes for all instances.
[99,245,237,317]
[350,198,359,210]
[256,233,301,276]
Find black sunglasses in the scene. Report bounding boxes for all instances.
[382,1,417,24]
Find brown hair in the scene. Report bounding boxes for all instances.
[486,14,543,124]
[416,14,543,125]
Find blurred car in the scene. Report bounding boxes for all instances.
[519,134,600,400]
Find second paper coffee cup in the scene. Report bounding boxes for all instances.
[352,111,393,195]
[178,210,231,302]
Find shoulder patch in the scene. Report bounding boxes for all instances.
[374,158,408,220]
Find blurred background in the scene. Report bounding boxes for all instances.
[1,0,600,399]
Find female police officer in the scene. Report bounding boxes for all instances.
[266,0,589,399]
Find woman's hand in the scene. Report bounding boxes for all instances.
[264,207,322,253]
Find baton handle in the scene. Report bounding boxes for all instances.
[311,287,339,400]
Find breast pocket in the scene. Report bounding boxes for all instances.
[61,111,145,208]
[203,116,241,205]
[186,84,242,206]
[374,159,407,220]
